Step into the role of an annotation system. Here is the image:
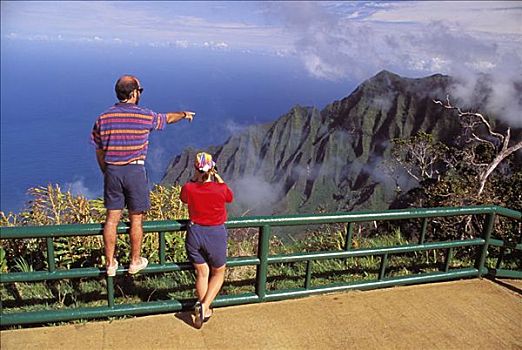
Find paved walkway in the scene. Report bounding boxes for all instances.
[1,278,521,350]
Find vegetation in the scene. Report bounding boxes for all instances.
[0,199,518,331]
[386,99,521,246]
[2,183,500,328]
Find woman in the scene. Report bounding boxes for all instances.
[180,152,234,329]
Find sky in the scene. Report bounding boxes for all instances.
[2,1,521,123]
[2,1,521,70]
[1,1,522,213]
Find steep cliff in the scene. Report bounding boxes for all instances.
[161,70,465,215]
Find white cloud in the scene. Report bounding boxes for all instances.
[65,179,98,199]
[367,1,522,36]
[223,120,248,135]
[175,40,189,48]
[1,1,288,52]
[264,2,522,127]
[265,2,521,79]
[449,53,522,127]
[203,41,230,50]
[213,41,229,50]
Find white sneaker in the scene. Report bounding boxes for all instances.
[106,259,118,277]
[128,257,148,275]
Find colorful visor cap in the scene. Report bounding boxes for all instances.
[195,152,215,173]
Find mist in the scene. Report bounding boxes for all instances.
[229,175,283,216]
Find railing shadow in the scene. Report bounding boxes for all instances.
[486,276,522,296]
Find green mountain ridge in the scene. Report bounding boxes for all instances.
[160,70,499,215]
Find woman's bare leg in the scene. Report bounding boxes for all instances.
[201,265,225,317]
[193,263,210,301]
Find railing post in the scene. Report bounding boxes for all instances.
[379,254,388,280]
[305,260,313,289]
[107,277,115,308]
[255,225,270,301]
[419,218,428,245]
[475,213,495,277]
[495,247,505,269]
[344,222,354,250]
[46,237,56,272]
[444,248,453,273]
[159,232,166,265]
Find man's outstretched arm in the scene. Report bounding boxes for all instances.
[166,111,195,124]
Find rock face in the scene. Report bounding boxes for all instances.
[161,70,464,215]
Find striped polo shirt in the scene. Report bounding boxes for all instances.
[91,103,167,165]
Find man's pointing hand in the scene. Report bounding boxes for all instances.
[184,111,195,122]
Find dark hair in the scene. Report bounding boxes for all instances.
[115,75,139,101]
[201,172,212,182]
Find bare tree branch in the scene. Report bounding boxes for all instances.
[434,96,522,196]
[477,140,522,194]
[434,97,505,142]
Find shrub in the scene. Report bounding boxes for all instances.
[0,184,189,272]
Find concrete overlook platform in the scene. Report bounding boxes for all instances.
[2,278,521,350]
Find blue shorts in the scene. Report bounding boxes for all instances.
[185,223,228,268]
[104,164,150,212]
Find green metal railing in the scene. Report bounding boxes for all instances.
[1,205,520,326]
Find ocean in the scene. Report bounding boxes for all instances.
[0,40,355,213]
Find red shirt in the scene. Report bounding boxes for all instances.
[180,181,234,225]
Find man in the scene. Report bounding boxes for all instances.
[91,75,195,276]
